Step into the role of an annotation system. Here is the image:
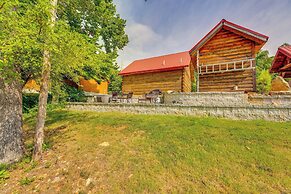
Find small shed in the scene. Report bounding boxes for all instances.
[270,45,291,78]
[119,52,193,95]
[190,19,268,92]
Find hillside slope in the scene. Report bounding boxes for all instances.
[1,110,290,193]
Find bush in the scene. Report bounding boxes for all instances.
[23,93,52,113]
[109,73,122,93]
[257,70,272,94]
[61,84,86,102]
[23,84,85,114]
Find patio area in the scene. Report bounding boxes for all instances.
[85,89,164,104]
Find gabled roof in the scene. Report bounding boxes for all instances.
[277,45,291,58]
[270,45,291,78]
[119,51,191,76]
[189,19,269,54]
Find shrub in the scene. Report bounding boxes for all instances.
[109,73,122,93]
[23,93,52,113]
[22,93,39,113]
[61,84,86,102]
[257,70,272,94]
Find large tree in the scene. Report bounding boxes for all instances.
[33,0,128,160]
[0,0,38,163]
[0,0,128,163]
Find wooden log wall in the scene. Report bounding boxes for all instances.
[182,66,192,92]
[197,28,256,92]
[199,69,254,92]
[122,70,184,95]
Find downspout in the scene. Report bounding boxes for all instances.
[196,50,200,92]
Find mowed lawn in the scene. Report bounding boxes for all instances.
[1,110,290,193]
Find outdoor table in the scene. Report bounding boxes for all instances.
[85,92,110,103]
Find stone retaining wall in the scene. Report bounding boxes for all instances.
[164,92,291,107]
[248,94,291,107]
[164,92,249,106]
[67,103,291,122]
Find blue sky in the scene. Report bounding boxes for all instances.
[114,0,291,68]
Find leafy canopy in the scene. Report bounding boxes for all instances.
[0,0,128,89]
[256,50,274,74]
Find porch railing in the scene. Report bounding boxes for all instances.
[198,58,255,75]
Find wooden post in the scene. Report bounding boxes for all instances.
[251,42,257,92]
[196,50,200,92]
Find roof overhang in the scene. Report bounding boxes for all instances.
[190,19,269,55]
[119,65,187,76]
[270,46,291,74]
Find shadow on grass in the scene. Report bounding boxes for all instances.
[23,109,75,159]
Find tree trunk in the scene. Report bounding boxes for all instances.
[0,79,24,164]
[32,50,51,161]
[33,0,58,161]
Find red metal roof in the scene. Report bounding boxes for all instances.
[278,45,291,58]
[119,51,191,76]
[190,19,269,54]
[270,45,291,75]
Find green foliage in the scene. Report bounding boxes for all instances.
[192,72,198,92]
[0,0,128,93]
[108,70,122,92]
[22,93,52,113]
[42,141,52,151]
[257,70,272,94]
[256,50,274,75]
[0,164,9,181]
[22,93,39,113]
[61,84,86,102]
[19,177,35,186]
[256,50,275,93]
[0,170,9,181]
[58,0,129,55]
[191,82,197,92]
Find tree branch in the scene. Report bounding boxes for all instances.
[0,3,6,10]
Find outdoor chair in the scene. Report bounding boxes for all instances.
[118,92,133,103]
[109,91,119,103]
[138,89,162,103]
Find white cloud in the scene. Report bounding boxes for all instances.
[117,21,186,69]
[117,22,161,68]
[126,22,162,48]
[115,0,291,69]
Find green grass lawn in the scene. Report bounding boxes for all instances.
[1,110,291,193]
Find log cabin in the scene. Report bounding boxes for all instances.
[190,19,268,92]
[270,45,291,78]
[120,19,268,95]
[119,52,193,95]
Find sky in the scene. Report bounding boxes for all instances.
[113,0,291,69]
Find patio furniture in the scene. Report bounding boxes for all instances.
[85,92,111,103]
[118,92,133,103]
[109,91,119,103]
[138,89,162,103]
